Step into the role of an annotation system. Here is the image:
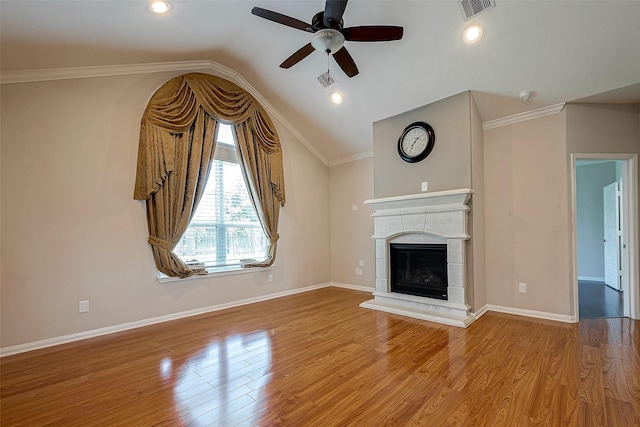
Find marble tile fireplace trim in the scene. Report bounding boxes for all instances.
[360,188,477,327]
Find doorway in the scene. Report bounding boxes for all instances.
[571,154,638,320]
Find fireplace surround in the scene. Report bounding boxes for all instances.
[360,188,476,327]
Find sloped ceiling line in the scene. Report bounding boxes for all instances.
[0,60,330,166]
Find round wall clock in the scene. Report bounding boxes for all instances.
[397,121,435,163]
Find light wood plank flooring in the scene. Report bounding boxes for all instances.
[1,287,639,426]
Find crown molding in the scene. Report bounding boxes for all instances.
[329,150,373,167]
[0,60,329,166]
[482,103,565,130]
[0,61,212,84]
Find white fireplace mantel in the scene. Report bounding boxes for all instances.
[360,188,477,327]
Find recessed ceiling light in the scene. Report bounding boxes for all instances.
[463,25,483,43]
[331,92,343,105]
[150,1,171,14]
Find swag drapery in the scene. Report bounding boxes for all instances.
[133,73,286,278]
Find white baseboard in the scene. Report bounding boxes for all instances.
[0,282,334,357]
[329,282,374,293]
[486,304,577,323]
[578,276,605,282]
[472,304,489,320]
[1,284,578,357]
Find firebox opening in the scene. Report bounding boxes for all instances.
[389,243,448,300]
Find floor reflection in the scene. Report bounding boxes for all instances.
[578,280,624,318]
[171,330,271,426]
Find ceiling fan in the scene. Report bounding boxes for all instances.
[251,0,403,78]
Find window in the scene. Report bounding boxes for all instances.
[173,124,268,271]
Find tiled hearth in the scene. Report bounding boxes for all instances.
[360,189,477,327]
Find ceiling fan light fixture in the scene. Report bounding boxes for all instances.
[311,29,345,53]
[252,3,402,78]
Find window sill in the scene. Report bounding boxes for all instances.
[157,265,275,283]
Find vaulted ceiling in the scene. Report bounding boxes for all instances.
[2,1,639,164]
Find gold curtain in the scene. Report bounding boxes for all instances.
[134,73,286,278]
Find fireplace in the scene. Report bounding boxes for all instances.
[390,243,448,300]
[360,188,476,327]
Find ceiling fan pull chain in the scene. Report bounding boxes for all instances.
[326,50,331,74]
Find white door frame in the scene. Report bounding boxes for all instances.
[570,153,639,320]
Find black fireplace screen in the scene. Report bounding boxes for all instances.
[389,243,448,300]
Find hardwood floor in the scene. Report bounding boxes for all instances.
[579,280,625,319]
[1,287,639,426]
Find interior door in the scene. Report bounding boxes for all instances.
[603,182,620,290]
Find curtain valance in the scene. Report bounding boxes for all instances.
[134,72,285,205]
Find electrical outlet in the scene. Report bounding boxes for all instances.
[421,181,428,192]
[355,268,363,276]
[79,300,89,313]
[268,274,273,283]
[352,204,358,211]
[518,282,527,294]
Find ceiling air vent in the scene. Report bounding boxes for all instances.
[459,0,495,21]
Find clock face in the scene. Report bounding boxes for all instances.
[397,122,435,163]
[401,127,429,157]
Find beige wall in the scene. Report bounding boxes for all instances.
[566,103,640,317]
[329,157,375,289]
[469,95,486,311]
[372,92,472,199]
[0,72,331,348]
[478,103,640,319]
[484,112,572,315]
[566,103,639,153]
[371,91,486,312]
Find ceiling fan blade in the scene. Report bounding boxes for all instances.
[333,46,359,78]
[343,26,404,42]
[323,0,348,28]
[251,7,314,32]
[280,43,315,69]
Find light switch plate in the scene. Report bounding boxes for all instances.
[79,300,89,313]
